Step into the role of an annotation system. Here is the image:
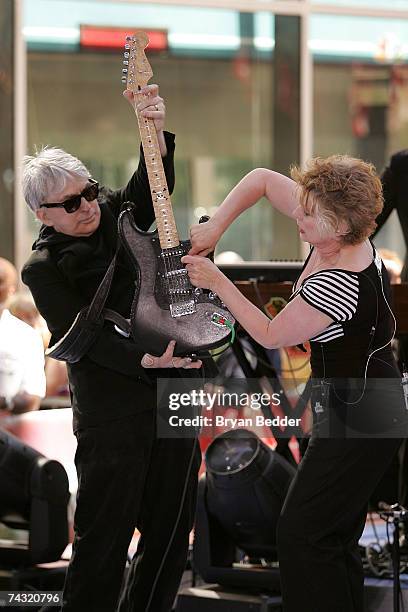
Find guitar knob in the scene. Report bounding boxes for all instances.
[194,288,202,296]
[209,291,216,300]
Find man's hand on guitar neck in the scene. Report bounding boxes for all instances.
[141,340,202,369]
[123,83,168,157]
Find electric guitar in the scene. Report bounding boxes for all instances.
[119,31,234,357]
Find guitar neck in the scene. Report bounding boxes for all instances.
[134,96,180,249]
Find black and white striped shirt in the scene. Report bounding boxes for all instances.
[296,270,359,343]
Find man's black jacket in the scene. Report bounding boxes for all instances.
[22,133,179,431]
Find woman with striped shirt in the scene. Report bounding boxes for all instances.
[182,155,408,612]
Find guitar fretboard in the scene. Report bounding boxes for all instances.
[134,94,180,250]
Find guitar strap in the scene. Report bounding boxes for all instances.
[46,238,131,363]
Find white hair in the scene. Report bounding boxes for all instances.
[22,146,90,211]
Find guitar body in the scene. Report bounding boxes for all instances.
[120,208,234,356]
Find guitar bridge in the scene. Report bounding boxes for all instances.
[170,300,196,317]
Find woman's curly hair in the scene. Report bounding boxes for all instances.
[290,155,383,245]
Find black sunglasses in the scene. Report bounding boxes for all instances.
[40,179,99,214]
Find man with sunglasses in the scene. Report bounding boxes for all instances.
[21,85,202,612]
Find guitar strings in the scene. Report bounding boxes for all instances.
[145,106,179,308]
[146,115,183,307]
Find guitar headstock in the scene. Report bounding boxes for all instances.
[122,31,153,92]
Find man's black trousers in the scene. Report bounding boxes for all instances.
[62,411,200,612]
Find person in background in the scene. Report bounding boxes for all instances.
[0,257,46,414]
[374,149,408,278]
[377,248,403,285]
[8,290,51,348]
[373,154,408,512]
[374,151,408,363]
[45,358,69,398]
[7,289,70,399]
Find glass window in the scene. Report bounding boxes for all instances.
[311,0,408,7]
[312,13,408,261]
[24,0,302,261]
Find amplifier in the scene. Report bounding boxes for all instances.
[218,261,303,283]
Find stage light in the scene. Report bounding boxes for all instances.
[204,428,296,559]
[0,429,70,567]
[193,428,296,591]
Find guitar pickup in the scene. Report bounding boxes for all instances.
[164,268,188,278]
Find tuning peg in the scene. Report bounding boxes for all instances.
[124,44,130,50]
[122,68,128,75]
[123,52,130,59]
[126,35,132,41]
[121,76,128,83]
[123,60,129,66]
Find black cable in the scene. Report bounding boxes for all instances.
[144,436,198,612]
